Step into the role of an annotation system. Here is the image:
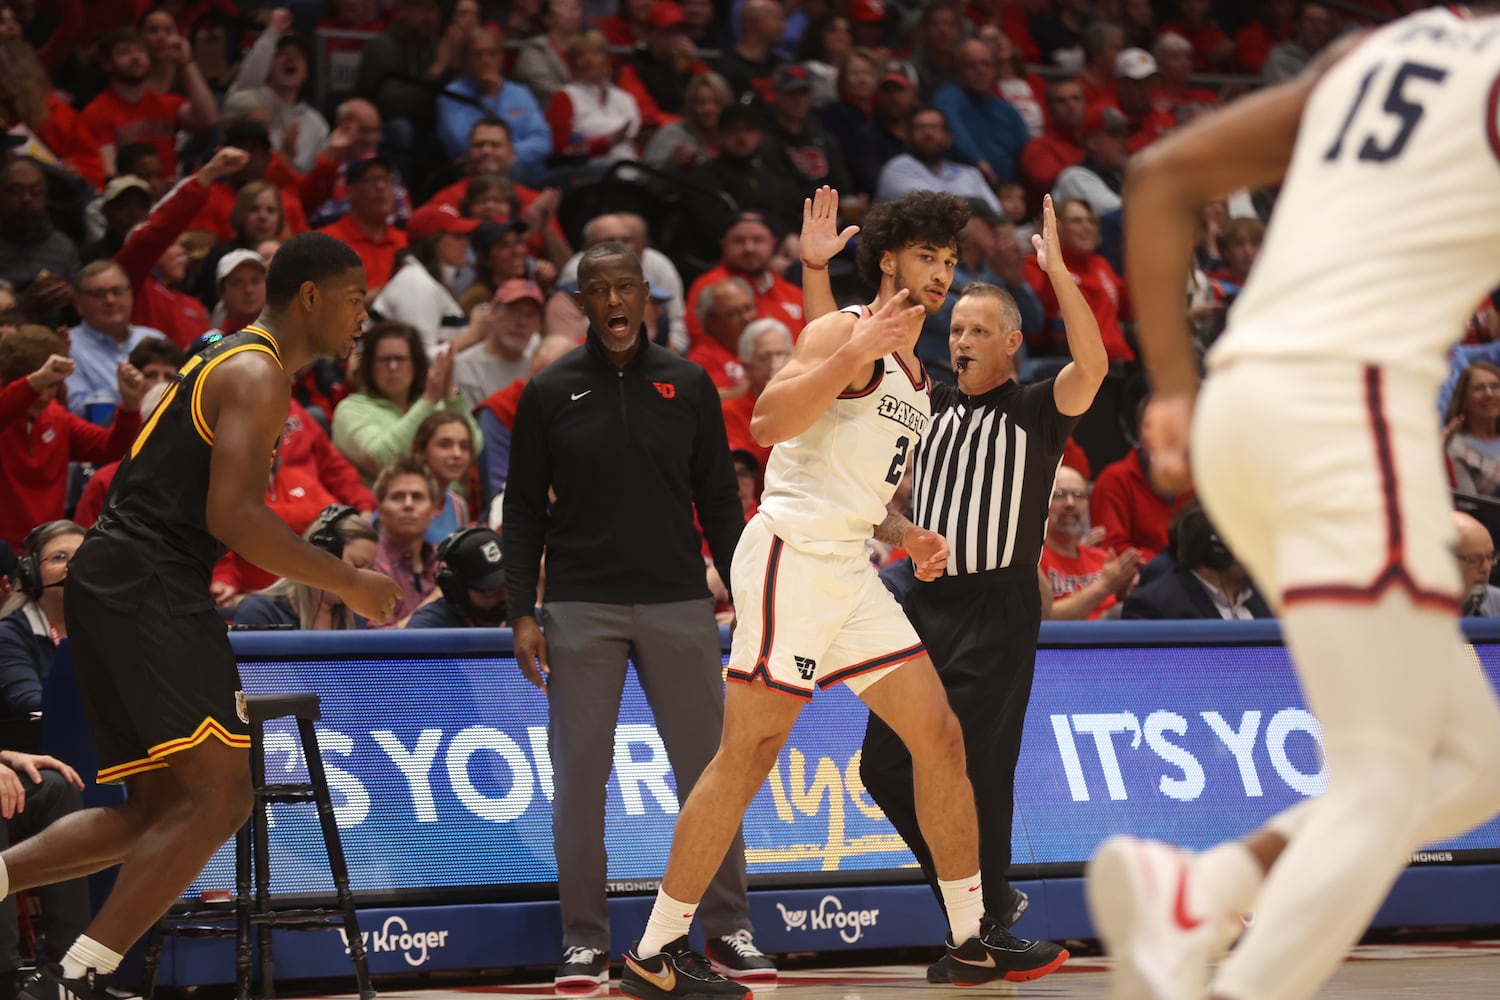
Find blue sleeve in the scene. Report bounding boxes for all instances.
[0,618,44,716]
[992,100,1028,181]
[436,91,482,162]
[932,87,981,167]
[1008,279,1046,340]
[506,86,554,173]
[477,408,512,507]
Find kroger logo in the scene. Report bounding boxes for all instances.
[777,895,880,944]
[344,915,450,967]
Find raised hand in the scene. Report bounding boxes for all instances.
[269,7,294,34]
[27,354,75,391]
[424,347,456,403]
[116,361,147,412]
[199,146,251,184]
[846,289,924,364]
[1141,392,1196,494]
[801,185,859,268]
[1031,194,1065,275]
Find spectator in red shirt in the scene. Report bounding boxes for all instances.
[1074,20,1123,107]
[316,157,408,291]
[684,212,805,341]
[114,147,250,348]
[1039,464,1141,620]
[686,278,756,394]
[0,40,107,190]
[1024,197,1132,361]
[718,316,792,473]
[183,120,309,244]
[1235,0,1295,76]
[1090,419,1177,564]
[1018,79,1086,199]
[423,118,570,266]
[1160,0,1236,72]
[616,2,709,126]
[594,0,653,53]
[79,26,216,178]
[0,327,144,549]
[1151,32,1219,116]
[1113,49,1178,153]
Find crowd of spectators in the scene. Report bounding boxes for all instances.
[2,0,1498,736]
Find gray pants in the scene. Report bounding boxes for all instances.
[541,599,751,952]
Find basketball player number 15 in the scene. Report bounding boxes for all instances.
[1324,60,1447,164]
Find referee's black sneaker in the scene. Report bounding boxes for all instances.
[19,966,114,1000]
[621,937,752,1000]
[927,887,1031,983]
[946,917,1069,985]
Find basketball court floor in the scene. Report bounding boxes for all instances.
[347,941,1500,1000]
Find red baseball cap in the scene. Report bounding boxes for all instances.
[495,279,544,307]
[849,0,885,23]
[646,1,686,30]
[407,202,482,241]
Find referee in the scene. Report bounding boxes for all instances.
[800,189,1108,979]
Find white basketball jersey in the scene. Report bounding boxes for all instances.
[757,306,931,557]
[1210,7,1500,382]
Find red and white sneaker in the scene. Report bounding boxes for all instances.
[1086,836,1234,1000]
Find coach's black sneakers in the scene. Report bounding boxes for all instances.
[946,917,1069,985]
[704,930,777,980]
[19,966,114,1000]
[927,887,1031,983]
[621,937,751,1000]
[554,946,610,988]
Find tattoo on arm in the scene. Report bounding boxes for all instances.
[875,510,912,547]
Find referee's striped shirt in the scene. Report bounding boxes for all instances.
[912,379,1080,576]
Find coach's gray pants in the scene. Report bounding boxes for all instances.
[540,599,751,952]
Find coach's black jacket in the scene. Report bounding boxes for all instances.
[502,326,743,614]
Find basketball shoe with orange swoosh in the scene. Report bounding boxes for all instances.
[621,936,752,1000]
[1086,835,1236,1000]
[946,916,1070,985]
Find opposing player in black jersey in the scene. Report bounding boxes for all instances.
[1,232,403,1000]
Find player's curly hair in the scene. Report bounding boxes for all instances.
[855,191,970,291]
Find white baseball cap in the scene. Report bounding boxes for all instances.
[1116,48,1159,81]
[216,248,267,288]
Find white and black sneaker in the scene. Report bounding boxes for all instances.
[704,930,777,980]
[554,946,610,988]
[19,966,113,1000]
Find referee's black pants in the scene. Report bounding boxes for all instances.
[859,564,1042,924]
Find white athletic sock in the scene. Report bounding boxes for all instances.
[1192,842,1264,916]
[939,874,985,944]
[61,935,123,979]
[638,890,698,958]
[0,856,9,900]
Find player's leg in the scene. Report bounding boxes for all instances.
[622,681,803,1000]
[539,602,631,985]
[23,736,253,998]
[632,599,771,979]
[1209,597,1484,1000]
[1,768,184,890]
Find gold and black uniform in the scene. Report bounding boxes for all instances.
[64,327,284,783]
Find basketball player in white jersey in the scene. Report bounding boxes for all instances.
[619,192,1028,1000]
[1087,6,1500,1000]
